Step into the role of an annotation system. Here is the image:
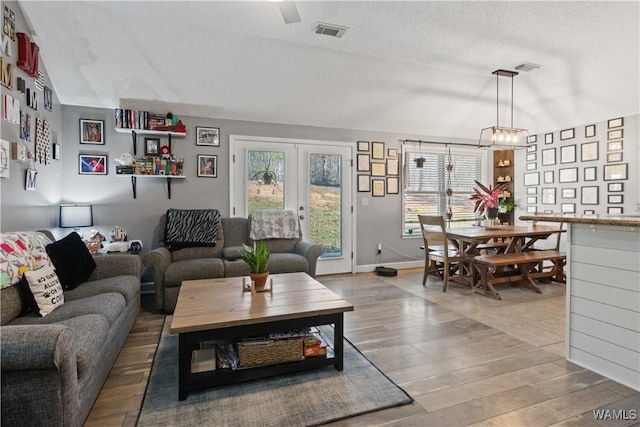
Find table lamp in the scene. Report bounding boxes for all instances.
[59,204,93,238]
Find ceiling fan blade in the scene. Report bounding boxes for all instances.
[278,1,301,24]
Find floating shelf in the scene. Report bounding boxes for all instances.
[114,128,186,155]
[117,174,186,199]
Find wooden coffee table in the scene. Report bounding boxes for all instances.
[170,272,354,400]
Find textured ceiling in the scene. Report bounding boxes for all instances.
[18,1,640,140]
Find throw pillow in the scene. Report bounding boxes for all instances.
[46,232,96,290]
[22,265,64,316]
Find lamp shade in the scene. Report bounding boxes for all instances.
[59,204,93,228]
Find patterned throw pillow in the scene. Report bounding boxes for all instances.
[22,265,64,316]
[0,231,54,288]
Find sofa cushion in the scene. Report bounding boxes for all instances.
[223,259,251,277]
[64,276,139,305]
[0,231,54,288]
[10,292,126,327]
[171,246,222,262]
[55,314,110,380]
[266,253,309,275]
[260,238,300,254]
[164,258,225,287]
[222,245,244,260]
[46,232,96,290]
[21,266,65,317]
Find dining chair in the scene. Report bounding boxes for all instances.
[418,215,468,292]
[532,220,566,282]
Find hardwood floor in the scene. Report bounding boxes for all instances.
[85,269,639,426]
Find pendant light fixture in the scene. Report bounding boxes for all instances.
[478,69,530,149]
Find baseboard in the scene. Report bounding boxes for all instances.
[356,260,423,273]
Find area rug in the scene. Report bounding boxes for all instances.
[136,318,413,427]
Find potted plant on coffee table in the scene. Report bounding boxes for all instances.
[241,241,270,290]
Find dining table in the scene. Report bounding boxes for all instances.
[445,224,566,298]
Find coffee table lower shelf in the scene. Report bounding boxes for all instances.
[177,312,345,400]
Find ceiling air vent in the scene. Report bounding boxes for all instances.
[515,63,542,72]
[313,22,348,38]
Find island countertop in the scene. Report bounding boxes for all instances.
[519,214,640,227]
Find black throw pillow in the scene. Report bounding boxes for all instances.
[46,232,96,290]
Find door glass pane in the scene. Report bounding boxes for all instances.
[309,153,342,258]
[247,150,284,215]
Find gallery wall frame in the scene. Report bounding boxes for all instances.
[559,167,578,183]
[526,153,536,161]
[545,133,554,144]
[581,186,599,205]
[544,170,554,184]
[386,177,399,194]
[583,166,597,181]
[561,188,576,199]
[78,154,107,175]
[197,154,217,177]
[527,206,537,213]
[527,144,537,153]
[542,148,556,166]
[372,179,385,197]
[607,152,623,163]
[608,117,624,128]
[608,182,624,192]
[387,148,397,158]
[195,127,220,146]
[585,124,596,138]
[371,162,386,176]
[356,154,370,172]
[144,137,160,156]
[357,141,370,152]
[560,128,575,140]
[607,141,623,151]
[526,162,536,171]
[607,194,624,204]
[560,145,576,164]
[604,163,628,181]
[371,141,385,159]
[542,188,556,205]
[580,141,599,161]
[608,207,623,214]
[584,209,595,215]
[79,119,105,145]
[386,158,399,176]
[527,196,537,204]
[607,129,623,140]
[561,203,576,214]
[528,135,537,143]
[357,174,370,192]
[526,187,537,195]
[524,172,539,186]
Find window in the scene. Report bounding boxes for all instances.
[403,145,486,235]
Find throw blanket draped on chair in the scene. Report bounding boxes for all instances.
[165,209,221,250]
[250,209,300,240]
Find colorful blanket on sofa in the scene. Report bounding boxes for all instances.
[0,231,54,288]
[165,209,221,250]
[250,209,300,240]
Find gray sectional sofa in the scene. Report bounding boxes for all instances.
[0,231,141,427]
[144,214,323,313]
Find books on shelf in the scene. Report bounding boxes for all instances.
[115,109,173,131]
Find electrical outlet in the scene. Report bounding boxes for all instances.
[377,243,382,254]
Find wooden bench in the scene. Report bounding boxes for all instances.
[471,250,566,300]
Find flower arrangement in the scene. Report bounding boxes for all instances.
[470,180,510,213]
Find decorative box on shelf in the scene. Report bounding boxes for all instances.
[237,337,304,368]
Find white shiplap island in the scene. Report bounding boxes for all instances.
[520,215,640,391]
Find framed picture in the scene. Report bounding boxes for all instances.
[544,170,554,184]
[356,154,370,172]
[527,187,537,195]
[527,206,537,213]
[78,154,107,175]
[581,186,599,205]
[386,158,399,176]
[527,196,537,204]
[607,152,623,163]
[144,137,160,156]
[357,175,370,192]
[197,154,217,177]
[584,166,597,181]
[387,148,397,158]
[386,177,399,194]
[584,210,595,215]
[562,188,576,199]
[608,182,623,192]
[25,168,37,190]
[608,117,624,128]
[541,148,556,166]
[357,141,369,152]
[559,167,578,183]
[561,203,576,214]
[607,129,623,140]
[526,153,536,161]
[542,188,556,205]
[604,163,628,181]
[53,143,60,160]
[371,162,386,177]
[524,172,539,186]
[526,162,536,170]
[560,128,575,140]
[560,145,576,164]
[545,133,553,144]
[196,127,220,146]
[608,207,623,214]
[372,179,385,197]
[527,143,537,153]
[79,119,104,145]
[585,124,596,138]
[44,86,53,111]
[607,141,623,151]
[580,141,598,162]
[371,142,385,160]
[608,194,623,204]
[528,135,537,144]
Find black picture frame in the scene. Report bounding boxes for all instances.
[542,148,556,166]
[78,154,107,175]
[607,129,623,140]
[583,166,597,182]
[585,124,596,138]
[386,177,399,194]
[528,135,537,144]
[559,167,578,183]
[607,141,623,151]
[561,188,576,199]
[607,207,623,214]
[371,141,385,160]
[542,188,556,205]
[544,133,553,144]
[370,162,386,177]
[372,179,385,197]
[561,203,576,214]
[608,117,624,128]
[386,158,399,176]
[580,141,599,162]
[357,141,370,152]
[357,175,370,192]
[356,154,370,172]
[195,127,220,146]
[544,170,554,184]
[524,172,540,186]
[197,154,217,177]
[560,128,575,140]
[527,143,537,153]
[79,119,105,145]
[607,152,623,163]
[607,194,624,204]
[144,137,160,156]
[608,182,624,192]
[581,186,599,205]
[604,163,628,181]
[560,145,576,164]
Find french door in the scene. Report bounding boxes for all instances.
[231,136,354,275]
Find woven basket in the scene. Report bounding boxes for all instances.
[237,338,304,368]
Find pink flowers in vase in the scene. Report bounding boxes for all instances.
[470,180,510,214]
